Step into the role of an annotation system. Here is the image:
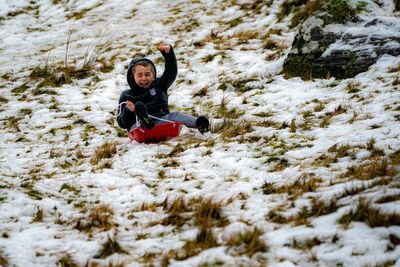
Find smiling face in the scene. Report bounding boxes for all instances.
[132,63,155,89]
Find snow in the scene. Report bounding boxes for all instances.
[1,0,400,266]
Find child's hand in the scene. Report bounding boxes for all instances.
[126,101,135,112]
[158,44,171,53]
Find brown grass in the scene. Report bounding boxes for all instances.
[163,196,189,214]
[320,105,346,128]
[32,208,44,223]
[75,203,115,231]
[291,206,311,226]
[375,193,400,204]
[309,197,340,217]
[339,197,400,227]
[342,159,396,181]
[132,202,159,212]
[215,96,245,119]
[161,197,191,227]
[90,141,118,165]
[390,149,400,165]
[232,30,259,45]
[0,250,8,267]
[162,159,180,168]
[158,170,167,179]
[366,138,385,158]
[388,234,400,251]
[287,196,340,225]
[58,253,79,267]
[328,144,352,158]
[225,227,268,256]
[194,197,229,229]
[213,119,253,139]
[336,183,368,198]
[346,81,361,93]
[171,228,218,262]
[290,236,321,251]
[313,153,337,167]
[94,235,127,259]
[161,197,227,263]
[168,143,185,157]
[266,210,288,224]
[262,176,321,202]
[90,204,115,229]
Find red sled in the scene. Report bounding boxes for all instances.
[128,122,183,143]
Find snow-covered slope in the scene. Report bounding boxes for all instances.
[0,0,399,266]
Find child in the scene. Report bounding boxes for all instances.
[117,44,209,134]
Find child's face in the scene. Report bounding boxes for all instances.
[133,65,155,89]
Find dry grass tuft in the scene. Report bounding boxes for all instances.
[376,193,400,204]
[232,30,259,45]
[162,197,226,263]
[194,197,229,229]
[343,159,396,181]
[215,96,245,119]
[266,210,288,224]
[90,141,118,165]
[75,203,115,231]
[366,138,385,158]
[28,28,112,89]
[158,170,167,179]
[168,143,185,158]
[217,76,258,93]
[0,250,8,267]
[225,227,268,256]
[328,144,352,158]
[161,197,229,262]
[346,81,361,93]
[336,183,369,198]
[213,119,253,139]
[0,96,8,104]
[5,116,22,132]
[162,228,218,264]
[161,213,188,228]
[58,253,79,267]
[278,0,325,27]
[289,196,340,225]
[309,197,340,217]
[320,105,346,128]
[290,236,322,251]
[390,149,400,165]
[163,196,189,214]
[162,158,180,168]
[161,197,191,227]
[136,202,159,212]
[90,204,115,229]
[388,234,400,251]
[32,207,44,223]
[339,197,400,227]
[193,86,208,97]
[290,118,297,133]
[262,175,320,199]
[94,235,127,259]
[291,206,311,226]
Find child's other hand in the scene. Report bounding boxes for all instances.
[126,101,135,112]
[158,44,171,53]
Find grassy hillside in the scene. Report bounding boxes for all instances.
[0,0,399,266]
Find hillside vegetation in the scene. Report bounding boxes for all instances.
[0,0,399,266]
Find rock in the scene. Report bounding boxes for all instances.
[283,0,400,80]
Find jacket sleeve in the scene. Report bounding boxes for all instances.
[158,46,177,93]
[116,93,136,130]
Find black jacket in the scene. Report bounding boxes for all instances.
[117,47,177,130]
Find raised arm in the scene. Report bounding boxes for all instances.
[157,44,177,93]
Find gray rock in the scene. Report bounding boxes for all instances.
[283,2,400,80]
